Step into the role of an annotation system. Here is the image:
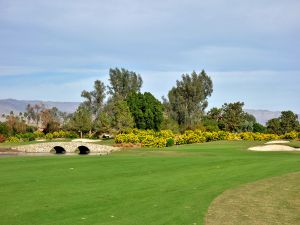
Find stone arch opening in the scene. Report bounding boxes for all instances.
[77,146,90,155]
[52,146,66,154]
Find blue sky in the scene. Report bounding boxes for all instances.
[0,0,299,112]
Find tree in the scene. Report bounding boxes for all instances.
[280,111,299,133]
[240,113,256,132]
[207,102,256,132]
[94,112,112,134]
[107,98,134,132]
[81,80,106,117]
[40,107,61,133]
[25,103,45,127]
[253,122,267,133]
[4,114,27,135]
[108,68,143,99]
[127,92,164,130]
[266,111,299,134]
[220,102,246,132]
[167,70,213,130]
[266,118,282,134]
[70,106,93,138]
[0,122,8,136]
[201,116,220,132]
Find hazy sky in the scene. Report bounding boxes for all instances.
[0,0,299,112]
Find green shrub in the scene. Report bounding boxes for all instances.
[45,133,53,140]
[166,138,175,147]
[16,133,35,141]
[65,131,79,139]
[33,131,45,138]
[5,136,21,143]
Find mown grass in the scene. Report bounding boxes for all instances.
[0,141,299,225]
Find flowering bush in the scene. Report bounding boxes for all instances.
[283,131,298,140]
[51,130,79,139]
[33,131,45,138]
[5,136,21,143]
[115,129,300,148]
[45,133,53,140]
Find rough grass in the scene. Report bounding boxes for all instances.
[286,140,300,148]
[0,141,300,225]
[205,172,300,225]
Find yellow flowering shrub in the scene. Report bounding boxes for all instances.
[114,129,299,148]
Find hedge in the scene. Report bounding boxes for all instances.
[115,129,300,148]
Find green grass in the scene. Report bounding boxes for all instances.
[96,138,115,146]
[0,141,300,225]
[287,140,300,148]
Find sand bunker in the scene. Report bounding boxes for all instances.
[265,140,290,144]
[71,139,101,143]
[249,145,299,151]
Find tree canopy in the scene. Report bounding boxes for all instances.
[81,80,106,116]
[267,111,299,134]
[167,70,213,130]
[69,106,92,138]
[207,102,258,132]
[127,92,164,130]
[108,68,143,99]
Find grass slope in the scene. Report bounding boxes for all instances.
[0,141,300,225]
[205,172,300,225]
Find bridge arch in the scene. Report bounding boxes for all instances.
[77,146,90,155]
[52,146,66,154]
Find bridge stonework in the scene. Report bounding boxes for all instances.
[15,142,120,154]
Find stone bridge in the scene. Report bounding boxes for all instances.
[15,142,120,155]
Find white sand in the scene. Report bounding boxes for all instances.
[248,145,298,151]
[71,138,101,143]
[265,140,290,144]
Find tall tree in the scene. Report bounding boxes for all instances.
[167,70,213,129]
[81,80,106,117]
[108,68,143,99]
[25,103,45,126]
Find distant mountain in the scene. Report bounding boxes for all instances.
[0,99,80,116]
[245,109,300,125]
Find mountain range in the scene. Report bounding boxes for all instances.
[0,99,298,125]
[0,99,80,116]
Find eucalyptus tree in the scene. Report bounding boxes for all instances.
[108,68,143,99]
[81,80,106,117]
[167,70,213,130]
